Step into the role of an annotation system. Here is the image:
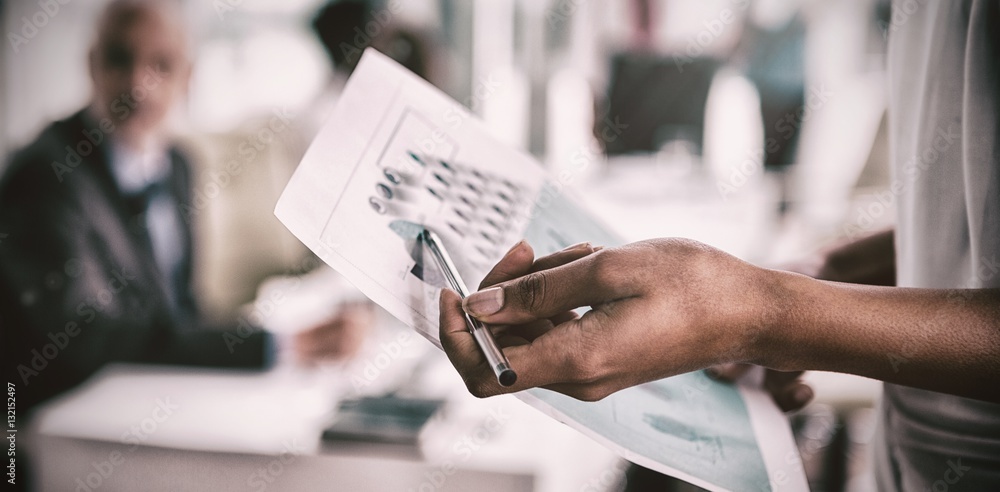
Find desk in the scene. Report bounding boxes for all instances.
[26,332,620,492]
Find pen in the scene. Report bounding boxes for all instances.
[420,228,517,387]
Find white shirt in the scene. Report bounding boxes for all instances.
[879,0,1000,489]
[107,138,186,309]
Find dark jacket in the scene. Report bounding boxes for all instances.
[1,110,270,411]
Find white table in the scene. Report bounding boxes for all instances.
[26,331,620,492]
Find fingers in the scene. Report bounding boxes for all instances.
[772,383,813,412]
[439,289,484,371]
[707,365,813,412]
[440,287,541,395]
[473,240,598,342]
[764,369,805,387]
[706,363,752,381]
[440,288,593,397]
[463,249,629,325]
[479,241,536,289]
[442,241,608,398]
[493,319,556,342]
[479,240,602,289]
[468,324,581,397]
[765,370,813,412]
[531,242,599,272]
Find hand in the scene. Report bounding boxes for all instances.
[706,363,813,412]
[440,238,775,401]
[294,302,374,363]
[442,240,599,356]
[787,229,895,286]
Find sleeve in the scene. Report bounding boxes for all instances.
[1,148,270,411]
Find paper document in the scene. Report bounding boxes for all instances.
[275,49,807,492]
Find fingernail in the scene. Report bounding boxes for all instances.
[463,286,504,317]
[502,240,527,259]
[560,241,592,253]
[593,245,605,252]
[793,385,813,405]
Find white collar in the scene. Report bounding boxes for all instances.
[107,138,171,195]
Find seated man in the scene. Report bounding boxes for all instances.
[0,0,367,412]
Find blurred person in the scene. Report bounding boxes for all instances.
[731,0,807,215]
[312,0,433,80]
[733,0,806,172]
[0,0,370,416]
[304,0,438,138]
[440,1,999,489]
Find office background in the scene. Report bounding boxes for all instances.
[3,1,894,490]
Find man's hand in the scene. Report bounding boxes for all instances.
[707,363,813,412]
[294,302,374,363]
[440,238,775,401]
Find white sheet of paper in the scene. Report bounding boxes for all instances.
[276,49,808,492]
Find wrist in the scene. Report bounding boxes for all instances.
[745,268,819,371]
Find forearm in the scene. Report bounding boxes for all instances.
[758,270,1000,402]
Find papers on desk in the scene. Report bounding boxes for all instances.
[32,364,339,455]
[275,49,808,492]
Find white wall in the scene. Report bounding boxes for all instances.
[2,0,100,160]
